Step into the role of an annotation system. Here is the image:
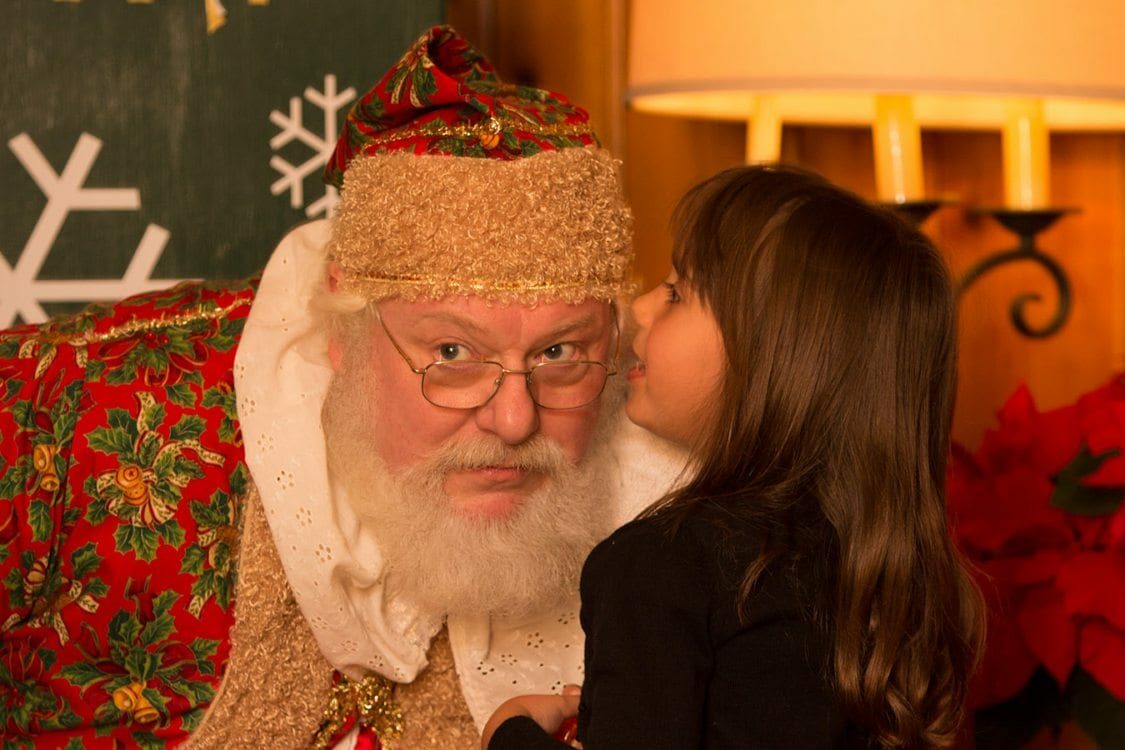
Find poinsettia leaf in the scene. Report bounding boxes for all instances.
[191,497,229,529]
[37,647,56,672]
[11,400,34,428]
[209,332,236,353]
[69,543,102,580]
[169,415,206,442]
[106,408,136,435]
[5,569,27,609]
[1054,484,1125,516]
[152,589,178,616]
[132,731,164,750]
[221,315,245,338]
[87,427,135,459]
[86,358,106,380]
[94,703,122,728]
[140,610,175,647]
[973,668,1065,750]
[189,638,219,663]
[181,544,205,576]
[166,383,196,408]
[215,572,233,610]
[84,578,109,599]
[29,500,52,542]
[62,504,80,528]
[140,402,167,436]
[0,458,25,498]
[105,365,140,386]
[124,647,160,681]
[229,463,248,497]
[169,677,216,706]
[194,570,216,600]
[59,661,108,688]
[1067,668,1125,750]
[137,433,162,468]
[109,609,141,646]
[86,496,109,525]
[180,706,205,732]
[173,459,205,481]
[155,519,186,549]
[141,686,168,717]
[115,524,160,562]
[1051,446,1125,516]
[218,418,237,443]
[53,409,78,443]
[4,378,24,400]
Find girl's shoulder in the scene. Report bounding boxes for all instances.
[586,507,761,592]
[592,511,716,561]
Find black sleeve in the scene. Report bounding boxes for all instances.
[488,715,571,750]
[576,522,714,749]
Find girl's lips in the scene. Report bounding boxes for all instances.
[626,362,646,381]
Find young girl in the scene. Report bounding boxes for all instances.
[483,165,985,749]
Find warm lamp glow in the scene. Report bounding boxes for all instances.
[629,0,1125,206]
[1002,99,1050,209]
[746,94,781,164]
[873,96,923,203]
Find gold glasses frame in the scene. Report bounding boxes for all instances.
[374,304,620,411]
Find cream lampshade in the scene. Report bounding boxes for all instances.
[628,0,1125,208]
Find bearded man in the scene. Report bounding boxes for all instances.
[0,26,682,749]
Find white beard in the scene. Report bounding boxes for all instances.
[322,362,622,621]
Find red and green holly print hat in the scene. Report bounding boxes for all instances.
[323,25,633,305]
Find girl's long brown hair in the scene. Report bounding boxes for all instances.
[645,165,984,748]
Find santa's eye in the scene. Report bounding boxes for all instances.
[436,343,472,362]
[538,343,579,362]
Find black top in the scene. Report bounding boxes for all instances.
[490,509,862,749]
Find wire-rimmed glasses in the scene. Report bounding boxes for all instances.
[375,307,619,410]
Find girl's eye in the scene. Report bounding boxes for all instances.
[538,343,579,362]
[436,343,472,361]
[663,281,682,304]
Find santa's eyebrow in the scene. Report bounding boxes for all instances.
[405,311,490,336]
[533,313,602,345]
[401,310,608,351]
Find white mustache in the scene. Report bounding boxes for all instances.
[426,436,571,475]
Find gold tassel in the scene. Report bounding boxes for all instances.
[311,674,405,750]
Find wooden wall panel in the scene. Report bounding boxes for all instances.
[631,125,1125,447]
[448,3,1123,747]
[447,2,1125,450]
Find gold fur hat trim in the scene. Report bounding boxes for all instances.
[329,147,633,303]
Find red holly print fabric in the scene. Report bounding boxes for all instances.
[324,25,601,186]
[0,279,256,748]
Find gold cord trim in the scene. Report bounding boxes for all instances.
[360,114,593,148]
[342,275,599,291]
[311,674,405,750]
[38,299,252,347]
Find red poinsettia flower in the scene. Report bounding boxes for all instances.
[1076,376,1125,486]
[948,378,1125,707]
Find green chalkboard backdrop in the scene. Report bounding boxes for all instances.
[1,0,442,326]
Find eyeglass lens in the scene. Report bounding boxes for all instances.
[422,361,608,409]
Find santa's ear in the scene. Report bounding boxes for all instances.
[325,261,345,371]
[326,260,345,293]
[328,338,343,371]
